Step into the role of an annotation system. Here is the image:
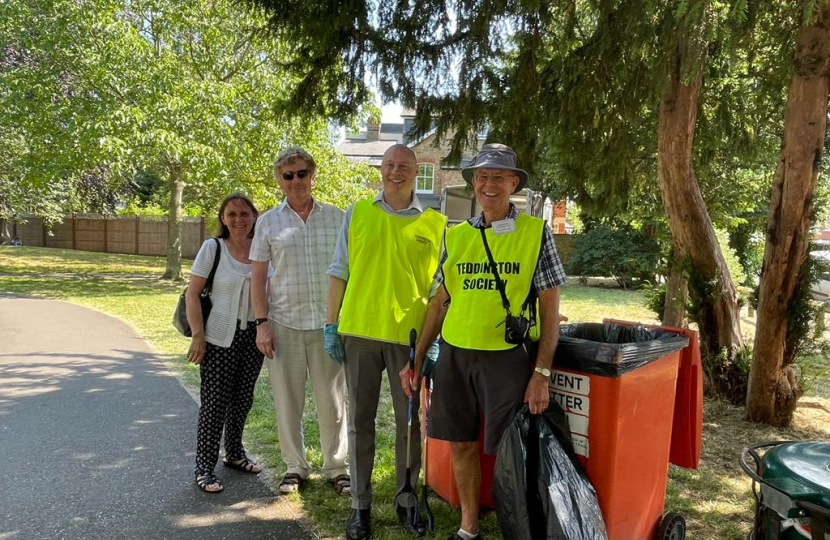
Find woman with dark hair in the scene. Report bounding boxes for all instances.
[185,192,265,494]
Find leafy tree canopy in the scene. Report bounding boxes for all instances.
[0,0,375,223]
[248,0,795,228]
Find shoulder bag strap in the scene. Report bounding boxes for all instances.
[480,223,546,319]
[202,238,221,296]
[479,227,512,316]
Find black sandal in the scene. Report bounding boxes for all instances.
[278,472,305,494]
[329,473,351,495]
[222,456,261,474]
[196,473,223,494]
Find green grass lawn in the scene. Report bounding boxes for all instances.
[1,245,828,540]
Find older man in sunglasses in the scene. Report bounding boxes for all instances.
[250,146,350,496]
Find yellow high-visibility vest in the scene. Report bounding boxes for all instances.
[442,213,544,350]
[339,200,446,344]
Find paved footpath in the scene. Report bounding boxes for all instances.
[0,295,313,540]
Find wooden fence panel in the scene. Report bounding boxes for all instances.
[181,219,204,258]
[46,219,73,249]
[16,218,44,247]
[75,217,106,252]
[108,218,138,254]
[138,218,167,256]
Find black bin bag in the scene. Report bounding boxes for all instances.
[493,405,608,540]
[556,322,689,377]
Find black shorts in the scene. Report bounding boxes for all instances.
[428,341,533,455]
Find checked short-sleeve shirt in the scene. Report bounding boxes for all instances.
[250,198,344,331]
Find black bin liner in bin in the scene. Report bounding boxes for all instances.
[556,322,689,377]
[493,405,608,540]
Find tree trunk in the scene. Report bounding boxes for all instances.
[162,162,185,281]
[746,4,830,426]
[656,37,743,361]
[0,218,10,244]
[663,248,688,326]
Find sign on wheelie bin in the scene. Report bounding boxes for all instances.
[552,320,702,540]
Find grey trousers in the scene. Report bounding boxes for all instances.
[344,336,421,510]
[265,321,349,479]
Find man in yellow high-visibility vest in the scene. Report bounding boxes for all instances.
[404,143,567,540]
[325,144,446,540]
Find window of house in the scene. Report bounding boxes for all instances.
[415,163,435,194]
[403,119,416,144]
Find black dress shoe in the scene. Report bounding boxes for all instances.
[346,508,372,540]
[397,507,426,537]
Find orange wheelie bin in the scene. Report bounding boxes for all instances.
[425,319,703,538]
[552,320,702,540]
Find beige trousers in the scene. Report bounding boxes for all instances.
[265,321,348,479]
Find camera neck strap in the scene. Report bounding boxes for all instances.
[479,223,542,321]
[479,226,515,316]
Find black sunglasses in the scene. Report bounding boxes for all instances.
[281,169,310,181]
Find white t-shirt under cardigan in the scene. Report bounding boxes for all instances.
[191,238,264,348]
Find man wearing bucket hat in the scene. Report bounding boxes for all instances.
[326,144,447,540]
[402,143,567,540]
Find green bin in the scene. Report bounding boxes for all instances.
[740,441,830,539]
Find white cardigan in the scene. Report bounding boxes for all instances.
[191,238,260,348]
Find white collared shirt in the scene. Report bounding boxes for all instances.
[250,198,345,330]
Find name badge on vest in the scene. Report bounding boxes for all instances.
[491,218,516,235]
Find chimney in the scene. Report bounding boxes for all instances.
[366,119,381,141]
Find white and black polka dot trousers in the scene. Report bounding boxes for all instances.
[195,322,263,476]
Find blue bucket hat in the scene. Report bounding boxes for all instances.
[461,143,529,193]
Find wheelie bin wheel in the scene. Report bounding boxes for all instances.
[657,512,686,540]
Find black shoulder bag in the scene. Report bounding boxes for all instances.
[172,238,221,337]
[479,227,536,345]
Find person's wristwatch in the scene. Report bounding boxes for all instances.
[534,366,551,378]
[254,318,269,327]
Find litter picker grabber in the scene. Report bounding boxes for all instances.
[394,329,420,528]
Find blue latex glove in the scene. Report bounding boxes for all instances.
[421,340,440,376]
[324,323,345,365]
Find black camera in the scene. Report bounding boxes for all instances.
[504,314,530,345]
